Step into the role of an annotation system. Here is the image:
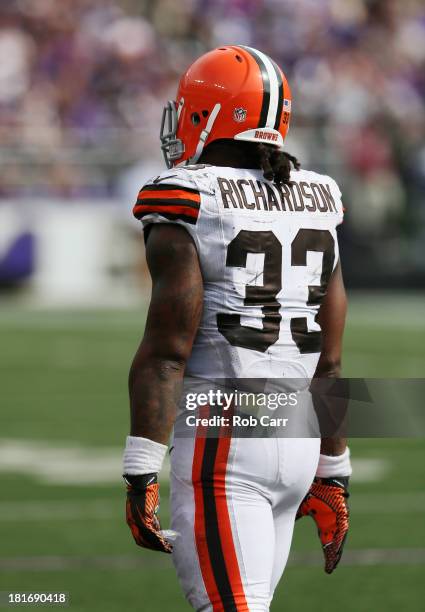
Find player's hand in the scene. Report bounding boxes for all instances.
[296,476,349,573]
[124,473,173,553]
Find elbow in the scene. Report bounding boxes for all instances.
[129,346,188,390]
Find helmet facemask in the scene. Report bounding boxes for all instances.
[160,100,185,169]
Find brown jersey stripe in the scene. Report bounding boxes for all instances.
[192,414,220,609]
[212,421,248,610]
[192,407,248,611]
[140,183,200,195]
[134,202,199,217]
[138,187,201,203]
[134,205,198,217]
[201,436,236,610]
[135,197,200,211]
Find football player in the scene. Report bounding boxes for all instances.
[123,45,351,611]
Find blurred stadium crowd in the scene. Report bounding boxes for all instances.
[0,0,424,284]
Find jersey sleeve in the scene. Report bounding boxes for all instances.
[132,168,206,250]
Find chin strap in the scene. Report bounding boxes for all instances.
[190,103,221,164]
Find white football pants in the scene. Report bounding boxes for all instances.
[170,433,320,611]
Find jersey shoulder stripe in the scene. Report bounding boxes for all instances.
[133,183,201,225]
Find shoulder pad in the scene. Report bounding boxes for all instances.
[134,169,201,225]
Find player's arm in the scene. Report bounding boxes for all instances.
[315,260,348,455]
[128,224,203,443]
[297,261,351,573]
[124,224,203,553]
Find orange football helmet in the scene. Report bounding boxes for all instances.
[160,45,292,168]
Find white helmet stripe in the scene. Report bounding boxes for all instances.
[240,46,281,129]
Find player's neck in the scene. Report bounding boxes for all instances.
[199,143,259,169]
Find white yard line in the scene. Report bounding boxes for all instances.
[289,548,425,567]
[0,492,424,522]
[0,439,171,486]
[0,549,424,572]
[0,500,120,522]
[0,439,390,486]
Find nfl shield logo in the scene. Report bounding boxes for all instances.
[233,107,247,123]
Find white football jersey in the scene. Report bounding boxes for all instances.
[134,164,344,380]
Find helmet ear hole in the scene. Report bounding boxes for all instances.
[191,112,201,126]
[201,109,209,118]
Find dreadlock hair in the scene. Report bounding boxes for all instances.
[199,139,300,186]
[256,143,301,186]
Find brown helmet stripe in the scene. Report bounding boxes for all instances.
[271,59,284,130]
[238,45,271,128]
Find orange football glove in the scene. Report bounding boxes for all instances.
[124,473,172,553]
[296,476,349,574]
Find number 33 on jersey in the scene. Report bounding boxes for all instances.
[133,164,344,380]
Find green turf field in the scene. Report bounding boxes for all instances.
[0,293,424,611]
